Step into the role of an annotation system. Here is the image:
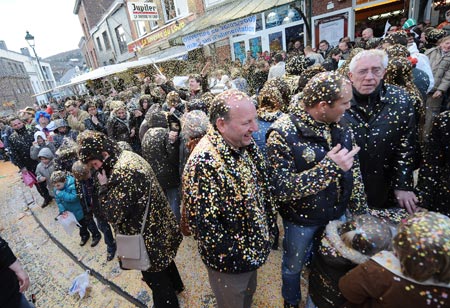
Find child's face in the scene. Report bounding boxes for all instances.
[57,126,67,134]
[37,136,44,144]
[54,182,65,190]
[40,157,50,165]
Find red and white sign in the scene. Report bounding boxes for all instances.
[127,2,159,21]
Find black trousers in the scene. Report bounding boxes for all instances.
[141,261,184,308]
[35,181,51,201]
[78,216,101,240]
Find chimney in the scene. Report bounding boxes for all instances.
[20,47,31,57]
[0,40,7,50]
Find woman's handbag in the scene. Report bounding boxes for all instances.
[116,184,152,271]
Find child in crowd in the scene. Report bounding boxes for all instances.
[35,148,55,208]
[339,211,450,307]
[72,161,116,261]
[308,215,394,308]
[30,131,56,161]
[51,171,94,247]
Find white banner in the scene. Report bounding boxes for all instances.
[127,2,159,21]
[182,15,257,51]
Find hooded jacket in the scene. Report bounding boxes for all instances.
[309,220,373,308]
[30,132,56,161]
[98,150,182,272]
[54,175,84,221]
[35,148,55,197]
[141,110,180,191]
[106,109,132,144]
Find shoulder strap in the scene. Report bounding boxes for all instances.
[140,180,152,234]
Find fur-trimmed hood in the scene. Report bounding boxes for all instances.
[323,220,370,265]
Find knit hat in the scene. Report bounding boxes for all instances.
[181,110,209,140]
[402,18,416,29]
[53,119,69,130]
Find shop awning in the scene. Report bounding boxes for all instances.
[169,0,295,43]
[68,45,187,85]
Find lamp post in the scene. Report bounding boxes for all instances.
[25,31,52,102]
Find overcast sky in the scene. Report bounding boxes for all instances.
[0,0,83,58]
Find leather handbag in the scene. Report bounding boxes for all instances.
[116,184,152,271]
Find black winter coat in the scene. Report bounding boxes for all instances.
[84,113,107,133]
[8,126,38,171]
[342,83,417,209]
[267,107,367,226]
[417,111,450,216]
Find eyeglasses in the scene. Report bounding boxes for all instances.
[354,67,384,77]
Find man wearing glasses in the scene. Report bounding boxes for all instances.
[343,49,419,214]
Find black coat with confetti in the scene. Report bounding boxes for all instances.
[141,112,180,191]
[182,128,276,273]
[8,126,38,172]
[342,83,417,209]
[417,111,450,216]
[98,150,182,272]
[267,108,367,226]
[106,115,132,144]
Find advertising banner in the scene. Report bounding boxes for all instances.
[182,15,256,51]
[127,2,159,21]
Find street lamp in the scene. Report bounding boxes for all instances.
[25,31,51,102]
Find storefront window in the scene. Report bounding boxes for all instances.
[234,41,246,64]
[269,32,283,52]
[285,24,303,52]
[256,14,263,31]
[265,5,300,29]
[249,37,262,59]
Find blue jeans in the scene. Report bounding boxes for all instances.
[281,220,325,306]
[96,217,116,254]
[165,187,181,223]
[19,293,34,308]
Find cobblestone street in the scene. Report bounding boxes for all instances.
[0,160,291,307]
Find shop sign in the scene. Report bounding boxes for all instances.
[182,15,257,51]
[127,1,159,21]
[128,20,187,53]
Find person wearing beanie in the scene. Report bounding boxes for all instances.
[77,131,184,307]
[52,119,78,150]
[339,211,450,307]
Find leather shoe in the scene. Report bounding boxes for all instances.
[91,235,101,247]
[79,237,89,246]
[106,251,115,262]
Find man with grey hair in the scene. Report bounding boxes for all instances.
[343,49,419,213]
[182,89,277,308]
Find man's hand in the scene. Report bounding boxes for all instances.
[327,144,360,172]
[97,169,108,186]
[9,260,30,292]
[130,128,136,138]
[394,190,419,214]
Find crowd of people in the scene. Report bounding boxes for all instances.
[1,15,450,308]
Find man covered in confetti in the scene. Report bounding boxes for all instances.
[343,49,419,213]
[266,71,367,308]
[182,89,277,308]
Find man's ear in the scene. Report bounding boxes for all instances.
[347,71,354,82]
[216,118,226,133]
[101,151,110,160]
